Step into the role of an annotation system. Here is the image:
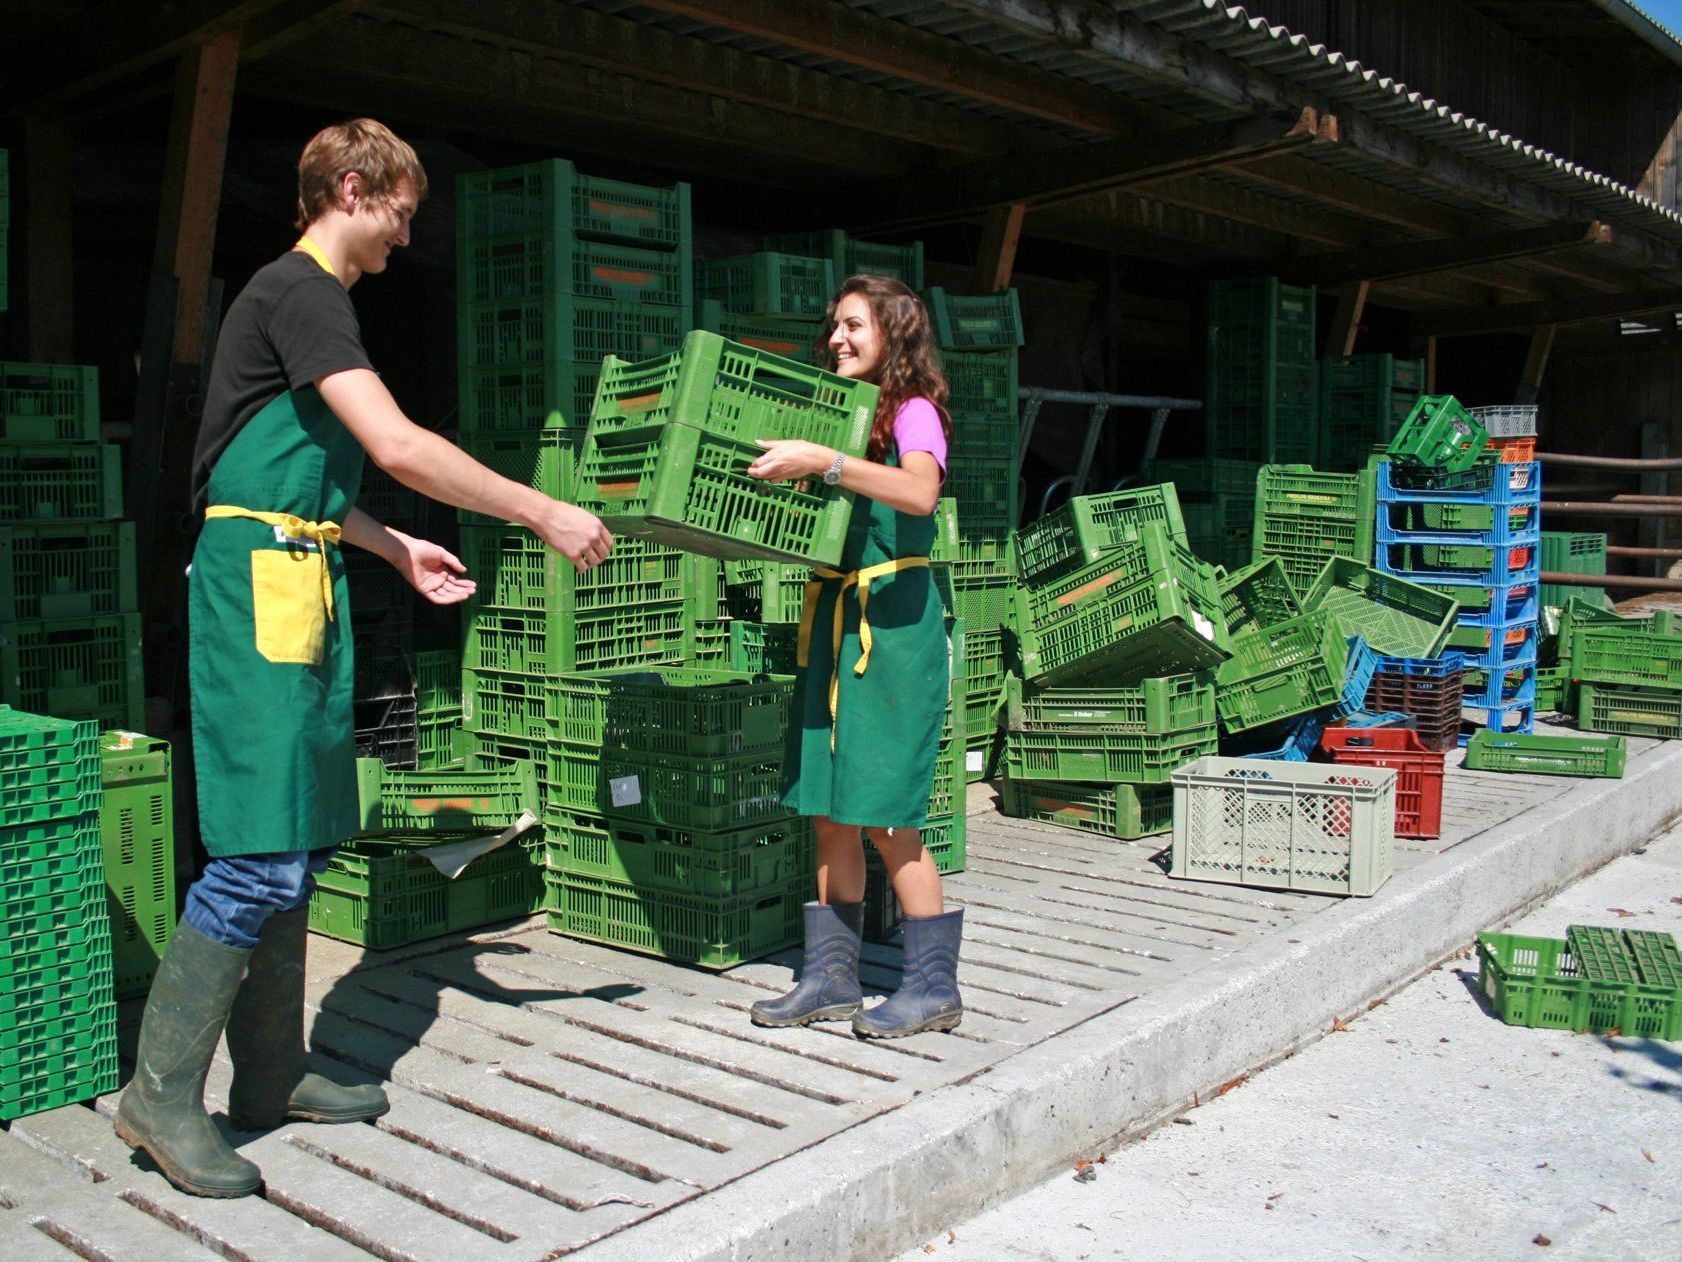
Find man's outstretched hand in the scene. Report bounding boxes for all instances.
[392,534,477,605]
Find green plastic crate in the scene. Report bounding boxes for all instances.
[1003,724,1215,783]
[596,748,788,832]
[1533,664,1574,714]
[1003,672,1216,733]
[1565,925,1643,983]
[458,159,691,250]
[1577,682,1682,740]
[415,650,462,715]
[356,760,538,833]
[549,666,792,759]
[925,287,1024,350]
[761,228,924,290]
[459,525,686,617]
[543,867,803,969]
[0,521,138,621]
[694,252,835,318]
[0,1034,118,1122]
[1215,610,1349,733]
[693,300,821,364]
[1541,531,1607,610]
[1014,485,1187,584]
[1171,755,1395,896]
[1626,929,1682,988]
[998,777,1173,839]
[1014,522,1228,687]
[0,613,145,731]
[460,232,689,307]
[457,427,584,524]
[727,620,801,675]
[943,350,1019,421]
[309,838,543,949]
[544,809,812,900]
[723,559,811,624]
[0,363,100,443]
[98,731,175,1000]
[461,598,690,677]
[573,420,860,566]
[1205,279,1317,462]
[1464,730,1624,778]
[1254,466,1362,519]
[1477,932,1682,1039]
[1218,557,1301,638]
[1571,624,1682,691]
[1302,557,1457,658]
[0,443,124,522]
[1388,395,1489,471]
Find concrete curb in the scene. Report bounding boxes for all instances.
[575,740,1682,1262]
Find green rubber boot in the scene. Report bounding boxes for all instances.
[226,907,390,1131]
[114,922,262,1198]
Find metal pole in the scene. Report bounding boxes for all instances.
[1538,451,1682,471]
[1540,501,1682,517]
[1542,570,1682,592]
[1608,545,1682,559]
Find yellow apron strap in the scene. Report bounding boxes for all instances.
[293,236,338,278]
[205,505,344,620]
[793,556,931,749]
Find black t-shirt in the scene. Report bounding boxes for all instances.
[191,251,374,513]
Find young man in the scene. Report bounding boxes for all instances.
[115,118,610,1198]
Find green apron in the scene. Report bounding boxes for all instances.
[781,446,948,830]
[188,385,365,857]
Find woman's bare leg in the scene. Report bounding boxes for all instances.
[865,827,943,918]
[815,816,867,904]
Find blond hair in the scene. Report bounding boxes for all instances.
[294,118,428,230]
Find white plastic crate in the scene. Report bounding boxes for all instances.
[1169,756,1396,896]
[1467,405,1536,438]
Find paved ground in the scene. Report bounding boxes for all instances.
[3,725,1681,1261]
[890,815,1682,1262]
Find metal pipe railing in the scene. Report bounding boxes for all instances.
[1542,570,1682,592]
[1016,387,1202,515]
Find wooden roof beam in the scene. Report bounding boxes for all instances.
[854,108,1325,233]
[1283,221,1612,286]
[0,0,368,110]
[629,0,1156,134]
[371,0,1040,159]
[1412,287,1682,336]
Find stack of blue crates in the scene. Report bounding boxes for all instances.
[1373,457,1542,737]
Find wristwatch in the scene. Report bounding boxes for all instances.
[822,451,847,485]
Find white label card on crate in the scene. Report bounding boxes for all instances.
[965,750,985,773]
[609,775,643,807]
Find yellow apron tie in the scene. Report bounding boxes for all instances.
[796,556,931,747]
[205,506,343,620]
[293,236,338,277]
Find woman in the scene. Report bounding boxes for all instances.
[745,274,963,1039]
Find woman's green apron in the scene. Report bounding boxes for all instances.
[189,384,365,857]
[782,446,949,830]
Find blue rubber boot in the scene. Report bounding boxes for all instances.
[750,901,863,1027]
[852,908,963,1039]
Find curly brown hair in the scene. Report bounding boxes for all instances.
[819,275,952,462]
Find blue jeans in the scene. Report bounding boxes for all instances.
[182,848,338,949]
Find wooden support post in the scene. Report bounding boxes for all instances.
[24,113,74,363]
[971,202,1025,294]
[155,31,239,364]
[1325,280,1369,357]
[1424,336,1438,394]
[1515,324,1557,406]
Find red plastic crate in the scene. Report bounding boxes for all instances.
[1317,726,1445,839]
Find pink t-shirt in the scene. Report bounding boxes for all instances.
[893,396,947,476]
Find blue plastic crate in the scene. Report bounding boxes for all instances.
[1442,582,1540,630]
[1375,502,1541,549]
[1462,664,1538,709]
[1333,636,1380,719]
[1229,711,1322,761]
[1374,651,1466,678]
[1341,710,1417,729]
[1377,460,1540,507]
[1460,699,1535,741]
[1450,622,1537,673]
[1378,541,1540,589]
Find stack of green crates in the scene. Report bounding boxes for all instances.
[98,730,175,999]
[692,298,822,366]
[695,252,834,320]
[1206,278,1317,464]
[1567,603,1682,740]
[0,362,143,729]
[455,159,701,777]
[923,288,1024,774]
[999,672,1216,842]
[1317,354,1423,472]
[1540,531,1608,611]
[1,706,118,1121]
[415,648,464,770]
[1250,464,1373,595]
[541,667,807,968]
[309,760,544,949]
[1139,457,1261,571]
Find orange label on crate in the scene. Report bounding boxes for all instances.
[1041,799,1095,821]
[596,480,643,500]
[1055,569,1123,607]
[745,337,800,356]
[589,198,655,223]
[592,265,654,288]
[410,795,494,814]
[616,391,664,415]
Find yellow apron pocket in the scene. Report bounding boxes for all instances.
[251,548,328,665]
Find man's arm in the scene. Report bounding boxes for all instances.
[317,368,611,571]
[340,506,476,606]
